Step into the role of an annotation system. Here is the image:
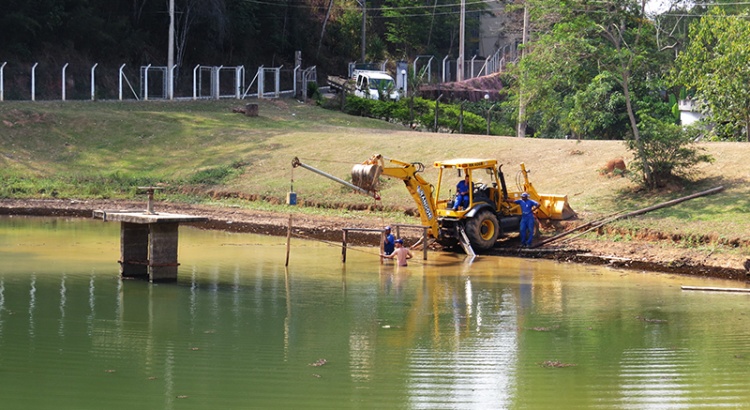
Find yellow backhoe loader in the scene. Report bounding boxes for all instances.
[294,154,575,253]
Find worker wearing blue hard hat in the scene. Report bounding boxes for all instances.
[383,226,395,255]
[514,192,539,247]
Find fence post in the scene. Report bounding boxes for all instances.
[61,63,68,101]
[90,63,98,101]
[275,66,281,98]
[144,64,151,101]
[192,64,200,100]
[442,55,449,83]
[31,62,38,101]
[0,62,5,101]
[119,64,125,100]
[258,67,264,99]
[170,65,178,100]
[293,65,300,98]
[213,65,222,100]
[235,66,243,99]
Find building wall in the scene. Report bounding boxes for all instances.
[478,1,523,57]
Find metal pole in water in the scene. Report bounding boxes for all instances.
[285,215,292,267]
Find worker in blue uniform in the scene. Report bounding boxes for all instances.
[514,192,539,247]
[453,175,471,210]
[383,226,395,255]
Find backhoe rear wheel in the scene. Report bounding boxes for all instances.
[465,209,500,252]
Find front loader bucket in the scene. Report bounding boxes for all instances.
[536,194,576,220]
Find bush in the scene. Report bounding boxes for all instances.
[627,116,714,188]
[333,95,513,135]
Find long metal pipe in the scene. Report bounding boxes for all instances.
[292,157,379,199]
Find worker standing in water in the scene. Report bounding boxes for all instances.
[514,192,539,247]
[383,226,395,255]
[381,238,413,266]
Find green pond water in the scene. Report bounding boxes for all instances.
[1,216,750,409]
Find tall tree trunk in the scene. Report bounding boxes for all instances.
[427,0,439,48]
[621,69,651,186]
[516,3,530,138]
[317,0,335,59]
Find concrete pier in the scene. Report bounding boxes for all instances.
[94,209,207,282]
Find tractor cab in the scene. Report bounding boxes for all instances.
[433,158,502,217]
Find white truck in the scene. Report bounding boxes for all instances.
[353,70,401,101]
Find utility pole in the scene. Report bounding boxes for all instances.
[457,0,465,81]
[167,0,175,100]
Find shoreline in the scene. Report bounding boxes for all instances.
[1,198,747,282]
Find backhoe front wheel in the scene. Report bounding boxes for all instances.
[464,210,500,252]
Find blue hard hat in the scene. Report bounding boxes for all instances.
[395,238,403,244]
[521,192,529,198]
[385,226,391,231]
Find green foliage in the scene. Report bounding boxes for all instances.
[0,169,164,199]
[511,0,674,142]
[566,71,628,139]
[187,165,240,186]
[626,116,714,188]
[671,103,680,121]
[336,95,513,135]
[672,7,750,142]
[307,82,322,102]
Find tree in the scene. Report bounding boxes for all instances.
[594,0,655,185]
[627,116,713,187]
[672,7,750,142]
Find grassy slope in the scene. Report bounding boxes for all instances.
[1,99,748,250]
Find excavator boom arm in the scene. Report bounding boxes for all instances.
[353,155,440,237]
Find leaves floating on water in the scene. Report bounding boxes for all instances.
[635,316,668,323]
[104,369,116,373]
[309,359,327,367]
[177,395,188,399]
[540,360,576,368]
[312,373,322,378]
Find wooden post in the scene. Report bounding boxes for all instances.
[423,226,429,261]
[342,229,348,263]
[380,230,385,264]
[285,215,292,267]
[245,103,259,117]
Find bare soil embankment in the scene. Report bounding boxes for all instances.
[1,198,747,282]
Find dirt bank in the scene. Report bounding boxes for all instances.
[1,199,747,281]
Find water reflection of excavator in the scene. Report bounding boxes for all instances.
[293,154,574,253]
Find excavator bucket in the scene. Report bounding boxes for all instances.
[351,163,382,192]
[535,194,576,220]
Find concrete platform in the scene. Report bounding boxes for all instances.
[93,209,208,282]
